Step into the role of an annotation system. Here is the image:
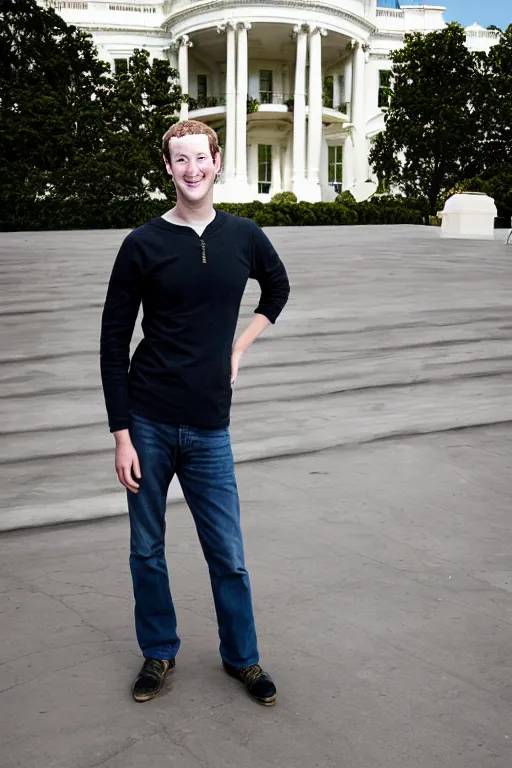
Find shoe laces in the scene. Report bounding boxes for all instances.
[143,658,167,678]
[239,664,266,686]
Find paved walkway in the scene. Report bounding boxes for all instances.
[1,426,512,767]
[1,225,512,766]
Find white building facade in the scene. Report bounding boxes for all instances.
[42,1,500,202]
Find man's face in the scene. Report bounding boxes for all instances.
[165,133,221,203]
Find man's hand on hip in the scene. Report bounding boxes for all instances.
[114,430,141,493]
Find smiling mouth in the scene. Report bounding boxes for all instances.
[185,179,203,187]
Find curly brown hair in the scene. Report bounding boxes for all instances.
[162,120,221,165]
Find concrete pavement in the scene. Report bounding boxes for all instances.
[1,426,512,767]
[0,226,511,530]
[1,225,512,767]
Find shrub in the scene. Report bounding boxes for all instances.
[355,195,428,225]
[215,200,265,221]
[335,190,357,207]
[271,191,297,204]
[318,203,358,225]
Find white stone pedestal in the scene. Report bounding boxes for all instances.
[440,193,497,239]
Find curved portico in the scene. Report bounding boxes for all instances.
[164,2,375,202]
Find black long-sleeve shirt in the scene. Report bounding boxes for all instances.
[100,210,290,432]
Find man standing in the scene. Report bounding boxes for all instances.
[100,120,290,705]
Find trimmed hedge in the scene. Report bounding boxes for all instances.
[1,194,428,232]
[216,195,427,227]
[0,197,167,232]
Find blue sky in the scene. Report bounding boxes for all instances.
[442,0,510,29]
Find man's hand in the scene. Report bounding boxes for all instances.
[114,430,141,493]
[231,346,243,385]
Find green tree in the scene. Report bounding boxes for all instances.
[0,0,112,225]
[461,25,512,223]
[369,23,482,214]
[110,49,182,201]
[59,49,183,212]
[476,26,512,171]
[0,0,184,229]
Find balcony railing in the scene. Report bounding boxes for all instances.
[187,94,349,114]
[42,0,89,8]
[41,0,163,16]
[258,91,291,105]
[376,8,403,18]
[466,29,501,41]
[322,95,348,113]
[188,95,222,110]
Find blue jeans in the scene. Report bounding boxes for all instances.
[127,412,259,668]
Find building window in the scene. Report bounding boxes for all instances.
[328,146,343,193]
[378,70,391,108]
[114,58,128,74]
[197,74,207,100]
[259,70,273,104]
[258,144,272,194]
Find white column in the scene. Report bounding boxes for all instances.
[248,143,258,186]
[270,145,282,194]
[281,65,289,101]
[178,35,193,121]
[211,68,220,101]
[249,140,258,195]
[343,55,352,116]
[217,21,236,184]
[292,24,308,197]
[332,73,341,111]
[307,26,326,198]
[284,137,293,190]
[236,22,251,183]
[342,136,354,190]
[167,44,178,73]
[351,41,367,183]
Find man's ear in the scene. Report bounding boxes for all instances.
[213,151,222,174]
[163,153,172,176]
